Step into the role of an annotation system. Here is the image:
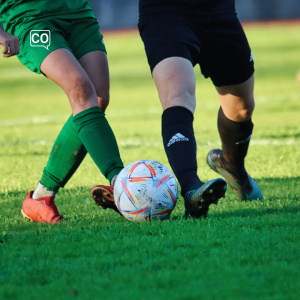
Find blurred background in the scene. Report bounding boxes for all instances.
[89,0,300,30]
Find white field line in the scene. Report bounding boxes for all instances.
[1,138,300,149]
[1,93,299,128]
[255,93,300,103]
[0,115,70,128]
[119,139,300,148]
[0,108,162,128]
[0,140,54,147]
[195,93,300,109]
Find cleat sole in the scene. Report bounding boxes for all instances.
[91,186,122,216]
[91,187,113,208]
[186,179,227,218]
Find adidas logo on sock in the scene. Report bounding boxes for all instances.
[167,133,189,147]
[236,134,252,145]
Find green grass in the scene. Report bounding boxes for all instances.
[1,23,300,300]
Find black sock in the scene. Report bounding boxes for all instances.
[162,106,202,198]
[218,107,253,182]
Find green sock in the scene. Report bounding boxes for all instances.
[73,106,124,183]
[40,115,87,192]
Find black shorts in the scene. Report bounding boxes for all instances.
[138,12,254,87]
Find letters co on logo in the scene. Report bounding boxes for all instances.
[30,30,51,50]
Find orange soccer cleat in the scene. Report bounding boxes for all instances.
[21,191,63,224]
[91,185,122,215]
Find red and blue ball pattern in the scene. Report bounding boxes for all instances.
[114,160,178,222]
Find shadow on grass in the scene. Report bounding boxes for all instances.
[209,176,300,219]
[258,177,300,200]
[0,186,89,200]
[261,133,300,139]
[210,205,300,221]
[1,176,300,225]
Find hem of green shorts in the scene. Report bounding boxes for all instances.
[39,46,73,76]
[76,48,107,61]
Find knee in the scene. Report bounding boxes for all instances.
[153,58,196,113]
[236,97,255,121]
[68,76,95,106]
[167,84,194,101]
[236,108,253,121]
[96,91,110,112]
[165,83,196,113]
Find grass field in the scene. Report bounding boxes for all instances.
[1,22,300,300]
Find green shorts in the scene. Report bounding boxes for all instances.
[17,17,106,74]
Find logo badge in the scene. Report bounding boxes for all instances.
[250,52,253,62]
[167,133,189,147]
[30,30,51,50]
[236,134,252,145]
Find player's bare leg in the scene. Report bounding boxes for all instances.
[78,50,121,212]
[22,49,98,223]
[207,74,263,200]
[22,49,123,223]
[42,49,122,208]
[153,57,227,218]
[40,48,122,179]
[217,74,255,123]
[79,50,110,112]
[153,57,196,113]
[41,48,98,115]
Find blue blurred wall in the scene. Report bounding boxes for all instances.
[88,0,300,29]
[236,0,300,21]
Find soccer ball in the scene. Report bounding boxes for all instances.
[114,160,178,222]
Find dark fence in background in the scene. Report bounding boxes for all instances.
[89,0,300,30]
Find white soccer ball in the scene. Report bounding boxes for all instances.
[114,160,178,222]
